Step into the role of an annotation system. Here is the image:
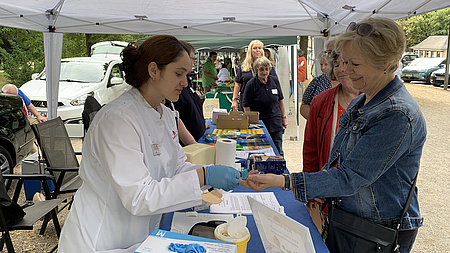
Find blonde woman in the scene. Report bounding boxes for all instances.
[241,17,426,253]
[231,40,277,111]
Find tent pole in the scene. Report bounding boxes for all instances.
[43,12,63,120]
[443,24,449,91]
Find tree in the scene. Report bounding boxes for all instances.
[0,28,145,85]
[0,27,44,86]
[398,7,450,49]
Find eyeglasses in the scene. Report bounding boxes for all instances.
[346,22,380,36]
[258,67,270,72]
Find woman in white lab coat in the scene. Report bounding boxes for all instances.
[58,35,240,253]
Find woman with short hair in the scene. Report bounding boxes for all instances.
[241,56,287,156]
[241,17,426,253]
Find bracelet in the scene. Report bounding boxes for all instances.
[232,97,238,100]
[202,167,207,185]
[282,174,291,191]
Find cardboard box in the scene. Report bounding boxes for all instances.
[216,115,249,129]
[229,111,259,124]
[211,108,228,124]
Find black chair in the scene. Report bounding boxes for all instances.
[1,173,63,252]
[31,117,82,200]
[82,96,102,134]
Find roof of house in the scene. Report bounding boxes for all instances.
[412,36,448,50]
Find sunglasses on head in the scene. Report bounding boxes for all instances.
[346,22,380,36]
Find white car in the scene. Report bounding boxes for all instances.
[90,41,128,59]
[430,67,449,87]
[21,57,130,136]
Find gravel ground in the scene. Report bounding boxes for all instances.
[283,81,450,253]
[3,81,450,252]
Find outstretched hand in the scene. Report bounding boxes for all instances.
[239,170,284,191]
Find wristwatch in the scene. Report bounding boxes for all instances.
[282,174,291,191]
[232,97,238,100]
[282,115,287,119]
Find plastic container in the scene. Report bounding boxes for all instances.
[214,223,250,253]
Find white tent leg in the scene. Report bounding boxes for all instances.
[43,32,63,120]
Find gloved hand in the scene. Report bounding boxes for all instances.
[206,165,240,191]
[169,243,206,253]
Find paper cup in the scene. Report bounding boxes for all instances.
[214,223,250,253]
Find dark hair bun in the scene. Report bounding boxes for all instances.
[120,42,141,86]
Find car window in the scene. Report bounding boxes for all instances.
[92,45,125,55]
[111,64,123,78]
[39,61,108,83]
[408,58,444,67]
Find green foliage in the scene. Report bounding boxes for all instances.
[0,28,145,87]
[0,28,45,86]
[398,7,450,49]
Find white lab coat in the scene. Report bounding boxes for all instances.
[58,88,203,252]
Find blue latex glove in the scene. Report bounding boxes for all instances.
[206,165,240,191]
[169,243,206,253]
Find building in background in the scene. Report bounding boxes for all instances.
[411,35,448,58]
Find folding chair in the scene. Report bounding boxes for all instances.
[1,173,63,253]
[31,117,82,212]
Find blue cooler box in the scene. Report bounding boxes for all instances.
[21,152,55,200]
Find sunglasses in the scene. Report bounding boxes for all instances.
[346,22,380,36]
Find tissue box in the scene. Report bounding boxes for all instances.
[211,108,228,124]
[183,143,216,165]
[249,155,286,174]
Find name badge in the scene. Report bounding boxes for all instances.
[272,89,278,95]
[152,144,161,156]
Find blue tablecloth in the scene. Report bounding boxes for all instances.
[160,119,329,252]
[160,185,329,253]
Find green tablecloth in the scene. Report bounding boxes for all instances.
[205,92,232,112]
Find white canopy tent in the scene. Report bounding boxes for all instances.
[0,0,449,120]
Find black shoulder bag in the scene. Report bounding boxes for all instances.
[325,172,418,253]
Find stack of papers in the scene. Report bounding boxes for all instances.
[210,192,281,215]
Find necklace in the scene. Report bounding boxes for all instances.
[340,89,350,106]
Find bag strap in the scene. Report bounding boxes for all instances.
[397,171,418,230]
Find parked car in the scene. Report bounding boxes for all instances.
[401,58,446,84]
[20,57,130,136]
[430,67,449,87]
[90,41,128,59]
[0,94,35,183]
[400,53,419,67]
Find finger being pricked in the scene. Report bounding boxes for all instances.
[245,170,259,178]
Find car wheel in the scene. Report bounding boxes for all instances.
[0,145,14,189]
[425,74,432,84]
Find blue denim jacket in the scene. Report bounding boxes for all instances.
[293,77,426,230]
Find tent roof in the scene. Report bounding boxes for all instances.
[137,36,298,52]
[1,1,449,37]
